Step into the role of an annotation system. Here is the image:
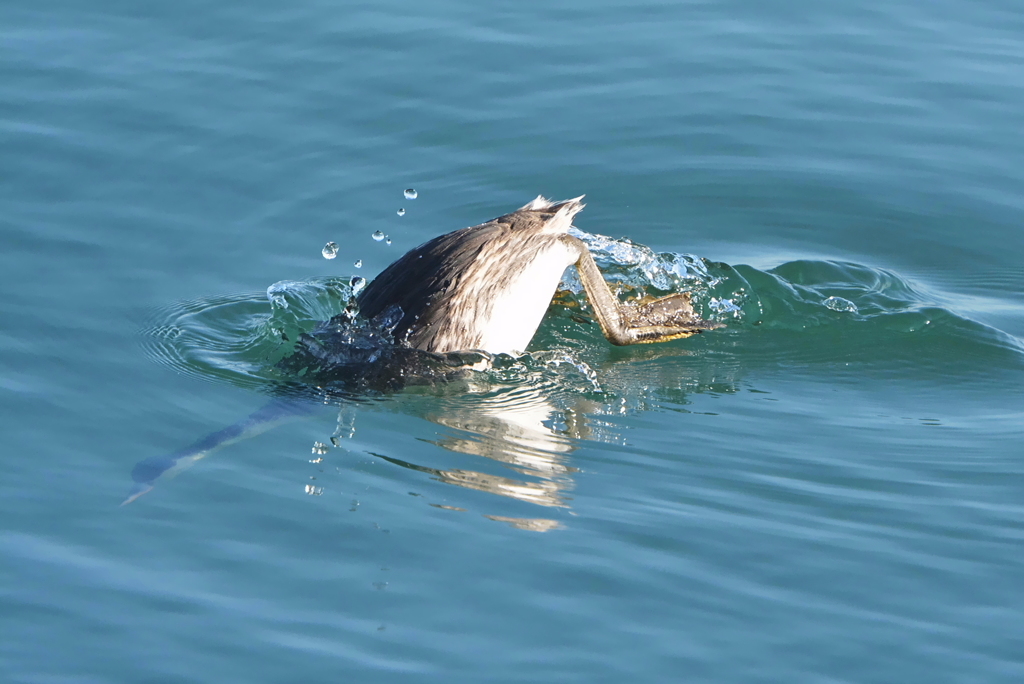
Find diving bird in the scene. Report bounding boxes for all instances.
[123,196,718,504]
[355,195,717,356]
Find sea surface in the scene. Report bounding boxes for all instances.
[3,1,1023,682]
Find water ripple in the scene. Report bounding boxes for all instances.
[140,232,1023,400]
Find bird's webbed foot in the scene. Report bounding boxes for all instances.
[614,293,723,345]
[567,235,723,347]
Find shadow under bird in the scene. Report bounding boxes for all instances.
[124,196,720,504]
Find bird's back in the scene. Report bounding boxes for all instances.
[357,197,584,355]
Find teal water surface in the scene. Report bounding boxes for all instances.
[3,1,1023,682]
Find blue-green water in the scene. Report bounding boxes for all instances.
[3,1,1023,682]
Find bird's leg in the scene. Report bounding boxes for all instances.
[565,236,722,346]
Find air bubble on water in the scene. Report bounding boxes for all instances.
[372,230,386,241]
[396,208,406,217]
[354,259,363,268]
[823,296,858,313]
[332,405,357,443]
[404,188,417,200]
[350,276,366,295]
[322,242,339,259]
[305,484,323,496]
[385,237,392,245]
[312,441,329,455]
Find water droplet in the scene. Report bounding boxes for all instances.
[354,259,363,268]
[385,237,392,245]
[372,230,386,241]
[396,208,406,217]
[350,275,366,295]
[311,441,329,455]
[823,296,858,313]
[322,242,338,259]
[404,188,418,200]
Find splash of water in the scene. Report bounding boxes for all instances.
[141,231,1022,402]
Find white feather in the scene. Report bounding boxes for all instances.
[476,239,579,356]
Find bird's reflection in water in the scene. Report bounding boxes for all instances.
[126,334,744,530]
[344,348,742,531]
[360,382,580,530]
[427,386,576,480]
[126,337,742,532]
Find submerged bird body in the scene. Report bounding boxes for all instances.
[124,196,720,504]
[357,196,718,357]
